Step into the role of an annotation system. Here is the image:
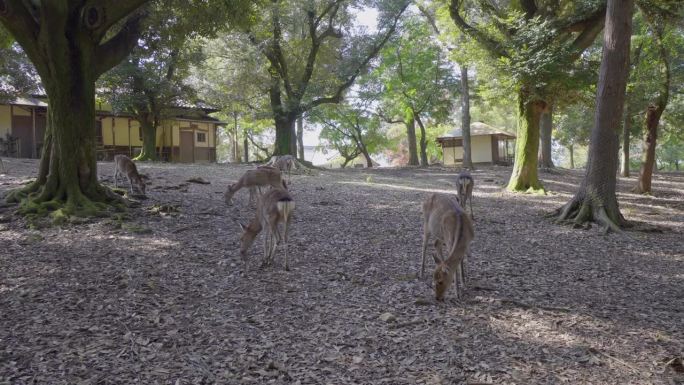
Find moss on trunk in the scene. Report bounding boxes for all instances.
[507,90,545,193]
[135,118,158,161]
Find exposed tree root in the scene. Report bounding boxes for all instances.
[6,180,127,224]
[552,196,633,239]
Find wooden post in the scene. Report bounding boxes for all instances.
[31,107,37,158]
[128,119,132,157]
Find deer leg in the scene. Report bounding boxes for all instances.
[283,218,290,271]
[268,220,279,265]
[420,231,429,279]
[114,168,118,188]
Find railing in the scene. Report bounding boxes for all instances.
[0,135,19,158]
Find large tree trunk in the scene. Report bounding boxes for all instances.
[274,113,297,156]
[555,0,633,231]
[135,117,157,161]
[633,105,664,194]
[507,89,545,192]
[539,103,554,169]
[9,77,120,215]
[460,65,473,169]
[297,116,304,161]
[621,105,631,176]
[415,113,429,166]
[406,117,419,166]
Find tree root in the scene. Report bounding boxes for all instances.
[551,197,633,239]
[7,181,128,225]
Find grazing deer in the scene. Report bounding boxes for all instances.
[113,155,146,195]
[224,167,287,205]
[420,193,474,301]
[239,188,295,270]
[456,170,474,218]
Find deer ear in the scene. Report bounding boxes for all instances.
[238,222,246,231]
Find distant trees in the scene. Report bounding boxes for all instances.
[372,14,458,166]
[240,0,409,156]
[449,0,605,192]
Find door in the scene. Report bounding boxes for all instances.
[11,115,33,158]
[179,130,194,163]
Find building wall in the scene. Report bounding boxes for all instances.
[1,101,218,162]
[442,135,493,165]
[472,135,493,163]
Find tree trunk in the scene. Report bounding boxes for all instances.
[555,0,633,231]
[568,145,575,169]
[539,103,554,169]
[362,149,373,168]
[507,89,545,192]
[621,104,631,176]
[297,116,304,161]
[9,77,121,215]
[460,65,473,169]
[415,113,429,166]
[633,105,663,194]
[406,117,419,166]
[243,134,249,163]
[135,117,157,161]
[274,113,297,156]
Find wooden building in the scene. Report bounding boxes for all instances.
[436,122,516,166]
[0,97,223,163]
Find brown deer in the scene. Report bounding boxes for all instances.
[265,155,296,183]
[239,188,295,270]
[420,193,474,301]
[113,155,146,195]
[456,170,474,218]
[224,167,287,205]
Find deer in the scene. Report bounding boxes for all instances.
[224,167,287,206]
[456,170,474,218]
[265,155,296,184]
[420,193,475,301]
[113,155,146,195]
[239,188,295,270]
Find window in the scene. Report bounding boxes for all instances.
[196,132,207,143]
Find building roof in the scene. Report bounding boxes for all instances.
[10,96,48,108]
[438,122,516,141]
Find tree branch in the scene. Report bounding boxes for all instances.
[0,0,42,69]
[94,12,145,77]
[303,1,410,112]
[567,7,606,59]
[449,0,508,58]
[86,0,150,40]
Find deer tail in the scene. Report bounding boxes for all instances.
[277,198,295,240]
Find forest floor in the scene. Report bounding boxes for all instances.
[0,158,683,385]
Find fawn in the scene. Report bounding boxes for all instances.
[113,155,146,195]
[239,188,295,270]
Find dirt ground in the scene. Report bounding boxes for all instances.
[0,158,682,385]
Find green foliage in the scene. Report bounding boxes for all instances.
[374,13,458,122]
[0,25,38,103]
[309,101,388,166]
